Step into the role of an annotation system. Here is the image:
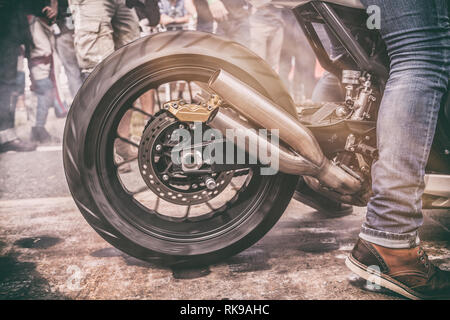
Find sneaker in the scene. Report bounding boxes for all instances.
[0,138,37,153]
[346,238,450,300]
[293,178,353,216]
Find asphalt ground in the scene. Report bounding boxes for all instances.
[0,111,449,300]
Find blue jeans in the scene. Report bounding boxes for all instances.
[359,0,450,248]
[314,0,450,248]
[34,78,54,128]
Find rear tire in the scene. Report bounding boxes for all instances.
[63,31,298,266]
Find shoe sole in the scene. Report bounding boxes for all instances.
[345,255,425,300]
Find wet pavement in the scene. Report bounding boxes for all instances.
[0,112,449,300]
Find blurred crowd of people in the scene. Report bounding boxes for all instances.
[0,0,319,154]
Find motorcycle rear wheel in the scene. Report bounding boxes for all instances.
[63,31,298,266]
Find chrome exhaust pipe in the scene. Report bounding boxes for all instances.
[208,108,321,176]
[208,70,362,194]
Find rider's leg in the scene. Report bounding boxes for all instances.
[347,0,450,299]
[359,0,450,248]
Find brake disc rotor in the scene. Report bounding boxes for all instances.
[138,111,234,205]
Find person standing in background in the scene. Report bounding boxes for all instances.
[126,0,161,116]
[0,0,37,153]
[69,0,140,78]
[27,0,66,143]
[158,0,190,99]
[27,1,83,145]
[193,0,250,45]
[192,0,213,33]
[54,0,83,102]
[184,0,197,23]
[248,0,284,71]
[11,48,27,116]
[126,0,161,34]
[69,0,140,168]
[159,0,190,31]
[278,9,317,103]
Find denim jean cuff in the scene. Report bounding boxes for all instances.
[359,224,420,249]
[0,128,18,145]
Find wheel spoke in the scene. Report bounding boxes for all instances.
[154,196,160,211]
[166,83,171,101]
[162,162,173,174]
[156,86,162,111]
[205,201,214,210]
[130,106,153,118]
[117,136,139,148]
[183,205,191,219]
[116,156,138,167]
[187,81,194,103]
[131,185,149,195]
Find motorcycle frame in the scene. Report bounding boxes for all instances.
[292,1,388,83]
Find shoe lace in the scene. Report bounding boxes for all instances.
[417,247,430,269]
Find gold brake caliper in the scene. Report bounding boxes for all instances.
[163,95,222,123]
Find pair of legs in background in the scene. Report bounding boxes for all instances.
[0,30,34,151]
[0,9,36,153]
[279,9,316,103]
[69,0,152,166]
[196,10,250,46]
[28,16,83,143]
[249,5,284,71]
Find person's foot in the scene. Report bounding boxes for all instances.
[293,178,353,216]
[346,238,450,300]
[0,138,37,153]
[31,126,60,144]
